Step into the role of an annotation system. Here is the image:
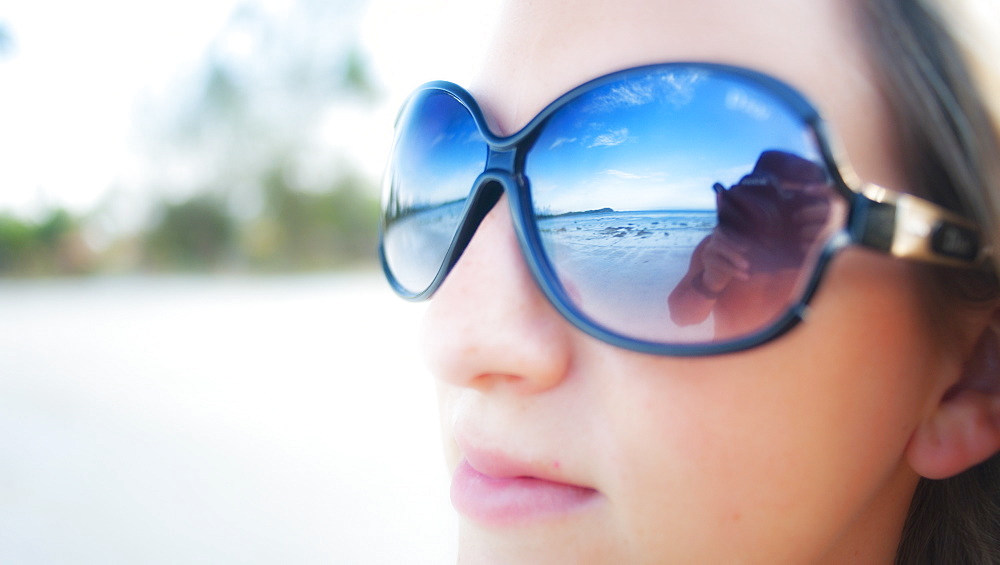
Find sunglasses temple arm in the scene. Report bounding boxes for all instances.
[849,184,988,269]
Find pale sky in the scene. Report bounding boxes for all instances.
[0,0,498,216]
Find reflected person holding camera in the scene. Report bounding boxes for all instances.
[668,150,840,339]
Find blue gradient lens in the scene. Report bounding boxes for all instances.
[527,69,844,344]
[381,90,487,293]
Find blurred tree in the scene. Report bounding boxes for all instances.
[0,208,91,276]
[36,209,73,248]
[130,0,383,272]
[0,1,385,278]
[341,47,379,99]
[0,214,34,274]
[150,0,380,180]
[323,174,381,263]
[240,162,378,271]
[144,195,236,271]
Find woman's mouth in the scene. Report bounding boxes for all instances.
[450,456,600,526]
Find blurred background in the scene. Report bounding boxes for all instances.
[0,0,497,561]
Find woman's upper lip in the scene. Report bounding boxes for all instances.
[456,437,592,489]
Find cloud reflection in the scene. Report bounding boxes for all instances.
[588,127,630,148]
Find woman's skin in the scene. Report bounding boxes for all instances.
[420,0,1000,562]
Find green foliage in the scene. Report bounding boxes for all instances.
[204,65,245,118]
[0,208,91,276]
[36,209,74,247]
[143,194,237,271]
[341,48,378,99]
[0,162,382,278]
[132,167,379,274]
[0,214,33,271]
[244,167,380,271]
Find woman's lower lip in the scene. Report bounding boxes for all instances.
[450,459,599,525]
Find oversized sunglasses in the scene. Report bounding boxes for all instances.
[379,63,984,356]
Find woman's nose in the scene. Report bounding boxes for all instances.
[422,195,574,395]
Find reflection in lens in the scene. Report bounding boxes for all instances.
[382,89,487,294]
[527,68,845,346]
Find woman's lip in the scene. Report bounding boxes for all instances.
[450,458,599,526]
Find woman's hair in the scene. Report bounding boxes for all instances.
[859,0,1000,562]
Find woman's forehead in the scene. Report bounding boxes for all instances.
[478,4,854,111]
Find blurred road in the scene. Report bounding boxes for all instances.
[0,272,456,563]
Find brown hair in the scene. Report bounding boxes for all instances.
[859,0,1000,562]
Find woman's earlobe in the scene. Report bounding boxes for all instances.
[906,320,1000,479]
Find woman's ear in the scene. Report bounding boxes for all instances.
[907,317,1000,479]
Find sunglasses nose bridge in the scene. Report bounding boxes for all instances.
[486,145,518,173]
[460,146,520,233]
[440,153,519,278]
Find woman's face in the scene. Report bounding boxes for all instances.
[422,0,961,562]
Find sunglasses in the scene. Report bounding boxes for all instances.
[379,63,984,356]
